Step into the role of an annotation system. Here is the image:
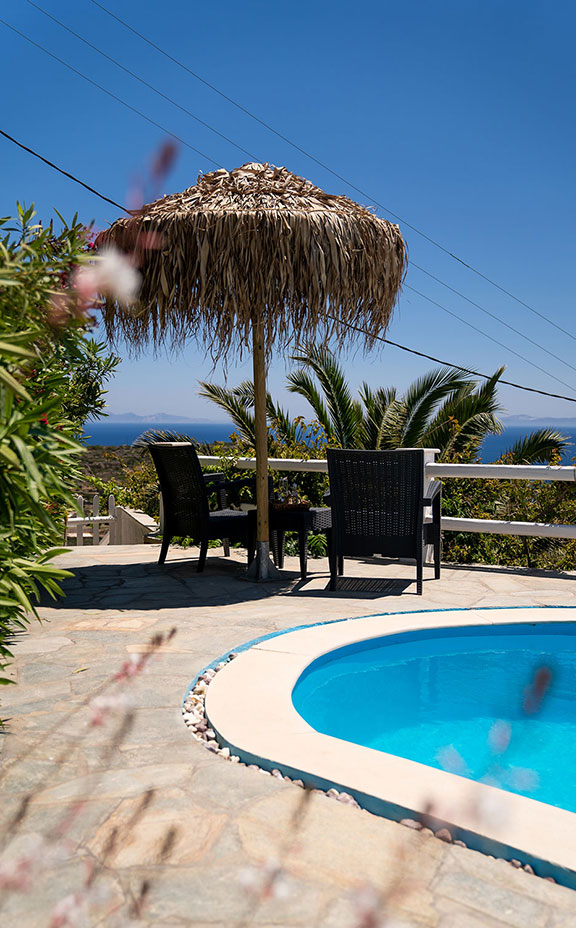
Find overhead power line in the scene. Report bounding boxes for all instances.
[0,127,127,211]
[405,284,576,395]
[86,0,576,344]
[411,263,576,377]
[2,123,575,404]
[22,0,259,163]
[0,18,222,168]
[12,6,576,381]
[326,315,576,404]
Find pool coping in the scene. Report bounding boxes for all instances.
[204,605,576,889]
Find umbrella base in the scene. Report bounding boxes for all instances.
[245,541,282,582]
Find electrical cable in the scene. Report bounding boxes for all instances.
[0,127,127,212]
[2,146,576,402]
[13,4,576,377]
[411,263,576,376]
[2,123,575,403]
[86,0,576,344]
[21,0,259,163]
[325,315,576,404]
[404,284,576,394]
[0,18,222,168]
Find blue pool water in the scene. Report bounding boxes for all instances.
[292,622,576,812]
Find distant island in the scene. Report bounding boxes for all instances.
[501,415,576,427]
[103,412,227,424]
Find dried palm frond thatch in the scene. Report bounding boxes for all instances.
[97,162,407,360]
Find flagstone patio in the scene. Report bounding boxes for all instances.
[2,545,576,927]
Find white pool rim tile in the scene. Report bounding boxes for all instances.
[205,606,576,887]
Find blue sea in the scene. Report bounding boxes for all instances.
[82,421,233,446]
[82,421,576,463]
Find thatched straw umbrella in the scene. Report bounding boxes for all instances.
[98,162,407,580]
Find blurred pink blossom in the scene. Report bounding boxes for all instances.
[488,720,511,755]
[115,653,146,681]
[237,856,291,902]
[437,744,467,775]
[49,892,85,927]
[0,834,46,891]
[73,248,140,306]
[89,692,133,727]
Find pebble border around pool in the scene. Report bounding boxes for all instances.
[183,606,576,891]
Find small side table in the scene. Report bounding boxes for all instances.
[269,506,332,579]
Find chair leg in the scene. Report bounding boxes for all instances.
[327,534,338,591]
[197,538,208,573]
[338,555,344,576]
[158,533,170,565]
[247,535,255,566]
[416,551,423,595]
[298,528,308,580]
[223,537,231,557]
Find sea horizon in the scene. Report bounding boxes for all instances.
[82,421,576,464]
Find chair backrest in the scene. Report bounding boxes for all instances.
[149,442,208,539]
[326,448,424,558]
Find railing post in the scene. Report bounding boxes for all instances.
[76,494,84,547]
[107,494,117,544]
[92,494,99,545]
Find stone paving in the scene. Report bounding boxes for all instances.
[2,545,576,926]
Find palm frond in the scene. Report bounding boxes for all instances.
[499,428,569,464]
[290,347,363,447]
[286,367,333,440]
[433,369,504,460]
[266,395,301,444]
[401,367,472,447]
[359,383,398,448]
[198,381,255,445]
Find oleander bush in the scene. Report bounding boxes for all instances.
[0,206,119,685]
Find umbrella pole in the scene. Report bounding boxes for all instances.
[246,317,280,581]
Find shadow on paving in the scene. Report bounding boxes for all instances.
[42,556,296,611]
[291,577,414,597]
[42,552,423,610]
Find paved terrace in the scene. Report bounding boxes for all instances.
[2,546,576,927]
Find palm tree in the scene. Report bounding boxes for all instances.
[288,348,568,463]
[200,347,568,464]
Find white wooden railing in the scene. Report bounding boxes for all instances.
[197,453,576,541]
[66,494,116,546]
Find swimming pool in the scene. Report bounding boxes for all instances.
[204,606,576,885]
[292,622,576,813]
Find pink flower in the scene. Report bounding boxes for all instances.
[50,892,85,927]
[0,834,46,891]
[89,692,133,726]
[237,857,291,901]
[115,653,146,681]
[488,720,511,755]
[73,248,140,306]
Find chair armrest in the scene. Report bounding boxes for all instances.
[422,480,442,506]
[207,476,256,491]
[203,472,226,484]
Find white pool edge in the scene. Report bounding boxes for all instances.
[205,606,576,889]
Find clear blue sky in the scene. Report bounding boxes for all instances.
[2,0,576,422]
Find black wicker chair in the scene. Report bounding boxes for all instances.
[149,442,255,570]
[326,448,441,594]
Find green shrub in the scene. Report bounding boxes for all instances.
[0,206,119,684]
